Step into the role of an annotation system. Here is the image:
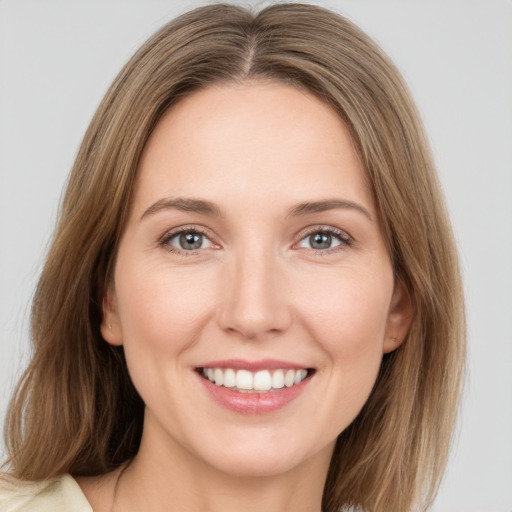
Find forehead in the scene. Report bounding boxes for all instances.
[132,81,375,217]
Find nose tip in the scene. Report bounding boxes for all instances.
[216,254,292,340]
[221,311,285,341]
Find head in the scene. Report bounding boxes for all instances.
[5,3,465,511]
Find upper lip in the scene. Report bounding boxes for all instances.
[197,359,311,371]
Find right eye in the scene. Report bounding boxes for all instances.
[162,229,213,254]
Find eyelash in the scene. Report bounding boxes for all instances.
[158,225,353,257]
[158,225,212,256]
[296,226,353,255]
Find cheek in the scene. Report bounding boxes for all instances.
[298,266,393,396]
[296,271,392,434]
[117,263,212,337]
[114,262,217,387]
[302,267,392,343]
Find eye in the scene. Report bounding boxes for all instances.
[163,229,213,252]
[296,228,351,251]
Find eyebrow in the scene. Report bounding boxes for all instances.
[287,199,373,221]
[140,197,224,221]
[140,197,372,222]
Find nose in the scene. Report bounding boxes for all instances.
[217,246,293,340]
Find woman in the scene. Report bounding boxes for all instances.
[0,3,465,511]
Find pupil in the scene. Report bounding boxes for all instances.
[311,232,331,249]
[180,232,202,250]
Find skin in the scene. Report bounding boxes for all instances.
[77,81,412,512]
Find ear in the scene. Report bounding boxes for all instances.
[100,286,123,346]
[383,278,414,354]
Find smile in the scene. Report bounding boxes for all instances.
[199,367,311,393]
[195,360,315,414]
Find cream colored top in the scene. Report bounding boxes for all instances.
[0,474,92,512]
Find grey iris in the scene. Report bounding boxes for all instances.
[180,232,203,250]
[310,232,331,249]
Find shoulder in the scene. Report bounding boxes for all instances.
[0,473,92,512]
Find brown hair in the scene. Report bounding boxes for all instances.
[3,3,465,511]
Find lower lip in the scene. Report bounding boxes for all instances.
[197,373,311,414]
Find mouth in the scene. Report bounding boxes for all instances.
[194,359,316,413]
[196,367,315,393]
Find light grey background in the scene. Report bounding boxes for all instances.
[1,1,511,511]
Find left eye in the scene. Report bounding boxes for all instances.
[297,230,345,250]
[167,230,213,251]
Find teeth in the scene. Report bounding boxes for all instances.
[223,368,236,388]
[284,369,295,387]
[254,370,272,391]
[201,367,310,392]
[295,369,307,385]
[236,369,253,390]
[214,368,223,386]
[272,369,285,389]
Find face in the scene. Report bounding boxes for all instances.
[102,81,411,478]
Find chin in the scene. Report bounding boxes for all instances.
[192,429,334,479]
[206,450,309,479]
